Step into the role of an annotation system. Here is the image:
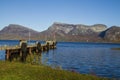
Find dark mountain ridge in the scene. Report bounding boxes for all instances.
[100,26,120,42]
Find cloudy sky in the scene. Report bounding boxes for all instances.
[0,0,120,31]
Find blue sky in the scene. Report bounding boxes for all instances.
[0,0,120,31]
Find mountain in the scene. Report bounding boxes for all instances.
[48,22,107,35]
[0,22,120,42]
[42,22,107,42]
[99,26,120,42]
[0,24,39,40]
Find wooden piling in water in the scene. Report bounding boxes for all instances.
[0,40,57,62]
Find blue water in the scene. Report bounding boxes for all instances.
[42,42,120,78]
[0,40,120,78]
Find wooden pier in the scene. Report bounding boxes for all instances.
[0,40,57,62]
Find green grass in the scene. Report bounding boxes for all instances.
[0,61,108,80]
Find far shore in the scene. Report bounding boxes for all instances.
[0,39,120,44]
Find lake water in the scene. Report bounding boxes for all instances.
[0,40,120,78]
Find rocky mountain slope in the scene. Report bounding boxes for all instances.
[48,22,107,34]
[42,22,107,42]
[0,22,120,42]
[99,26,120,42]
[47,23,107,35]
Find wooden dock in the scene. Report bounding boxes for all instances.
[0,40,57,62]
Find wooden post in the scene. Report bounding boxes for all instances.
[29,47,32,55]
[20,50,22,57]
[6,50,10,60]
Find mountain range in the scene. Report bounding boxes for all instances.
[0,22,120,42]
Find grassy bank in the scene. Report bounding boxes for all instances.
[0,61,107,80]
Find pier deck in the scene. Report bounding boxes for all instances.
[0,41,57,61]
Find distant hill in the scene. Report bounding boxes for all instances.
[0,22,120,42]
[99,26,120,42]
[0,24,39,40]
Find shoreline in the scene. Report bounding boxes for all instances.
[0,39,120,44]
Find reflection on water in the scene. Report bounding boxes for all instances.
[42,50,59,67]
[41,42,120,78]
[33,54,41,64]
